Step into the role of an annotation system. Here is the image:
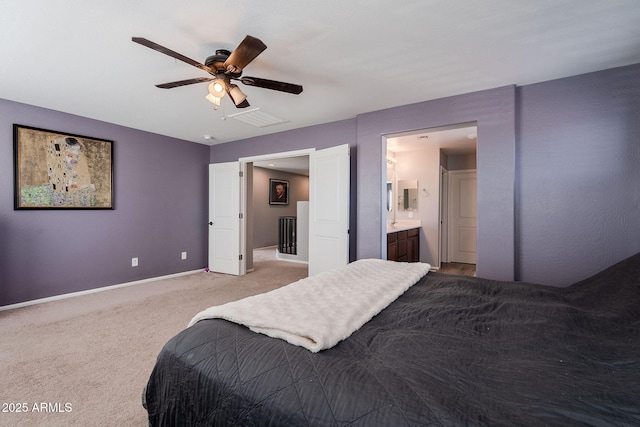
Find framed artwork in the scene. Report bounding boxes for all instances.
[269,179,289,205]
[13,124,114,210]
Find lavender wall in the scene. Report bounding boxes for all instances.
[3,62,638,307]
[357,86,516,281]
[211,119,359,261]
[212,86,516,281]
[212,64,640,286]
[0,99,210,306]
[516,63,640,285]
[210,119,357,162]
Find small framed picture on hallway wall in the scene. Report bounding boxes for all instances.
[269,179,289,205]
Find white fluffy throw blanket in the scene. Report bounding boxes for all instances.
[188,259,431,352]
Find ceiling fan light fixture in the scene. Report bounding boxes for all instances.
[133,36,303,111]
[208,79,227,98]
[228,84,247,106]
[205,93,221,106]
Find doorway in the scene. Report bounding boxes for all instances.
[384,123,477,272]
[241,150,312,274]
[248,155,310,271]
[221,145,349,277]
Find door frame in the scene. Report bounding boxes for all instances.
[439,165,449,267]
[239,149,315,275]
[382,123,477,270]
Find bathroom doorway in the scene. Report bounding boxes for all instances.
[384,122,477,272]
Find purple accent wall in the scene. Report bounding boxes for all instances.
[0,99,210,306]
[210,119,357,162]
[516,63,640,285]
[211,119,359,261]
[212,64,640,286]
[356,86,516,281]
[2,63,639,307]
[212,86,517,281]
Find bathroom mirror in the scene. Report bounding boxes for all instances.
[386,182,393,212]
[398,179,418,211]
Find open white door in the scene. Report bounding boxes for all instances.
[309,144,350,276]
[209,162,241,275]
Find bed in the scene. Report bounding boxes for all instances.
[143,253,640,426]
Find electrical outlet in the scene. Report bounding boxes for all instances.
[132,257,138,267]
[181,251,187,260]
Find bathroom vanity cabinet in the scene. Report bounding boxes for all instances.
[387,227,419,262]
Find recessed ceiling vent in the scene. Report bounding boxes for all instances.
[228,108,288,127]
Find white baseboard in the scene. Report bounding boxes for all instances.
[0,269,203,312]
[275,254,309,265]
[275,249,309,264]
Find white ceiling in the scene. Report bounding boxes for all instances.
[2,1,639,146]
[254,156,310,177]
[387,125,478,155]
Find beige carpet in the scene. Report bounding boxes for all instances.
[0,248,307,427]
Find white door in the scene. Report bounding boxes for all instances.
[448,170,477,264]
[209,162,241,275]
[308,144,350,276]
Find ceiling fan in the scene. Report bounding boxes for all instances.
[132,35,303,109]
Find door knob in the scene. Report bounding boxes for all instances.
[208,221,213,225]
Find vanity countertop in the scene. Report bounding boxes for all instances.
[386,220,421,233]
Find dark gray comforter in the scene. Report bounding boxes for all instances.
[144,254,640,426]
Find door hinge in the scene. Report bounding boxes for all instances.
[239,171,243,177]
[239,213,243,219]
[239,254,243,261]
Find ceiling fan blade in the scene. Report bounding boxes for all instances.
[239,77,303,94]
[155,77,213,89]
[223,35,267,74]
[235,99,251,108]
[132,37,214,74]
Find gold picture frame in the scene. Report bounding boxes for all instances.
[13,124,114,209]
